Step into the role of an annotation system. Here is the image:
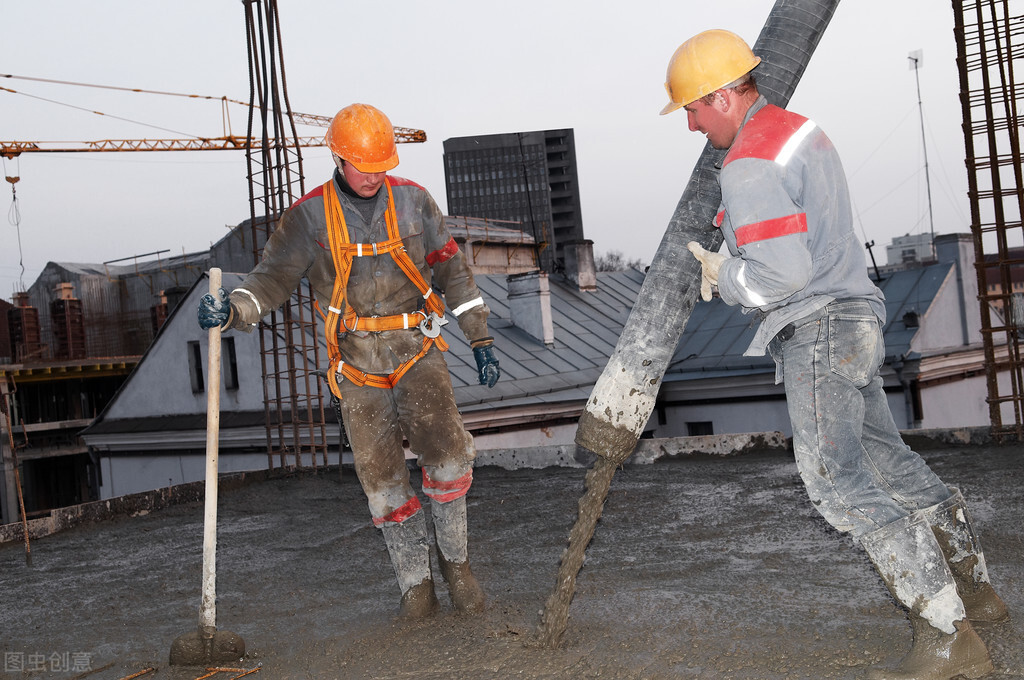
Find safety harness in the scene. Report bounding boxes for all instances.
[319,177,449,399]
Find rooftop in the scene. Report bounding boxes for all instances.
[1,440,1021,679]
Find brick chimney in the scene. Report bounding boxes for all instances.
[51,283,86,360]
[508,270,554,347]
[8,292,42,362]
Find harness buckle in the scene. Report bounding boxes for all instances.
[418,311,448,338]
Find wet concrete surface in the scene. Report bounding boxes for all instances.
[1,444,1022,679]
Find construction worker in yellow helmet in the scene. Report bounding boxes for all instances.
[199,103,500,619]
[663,29,1005,680]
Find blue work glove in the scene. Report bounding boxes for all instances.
[472,343,500,388]
[198,288,232,330]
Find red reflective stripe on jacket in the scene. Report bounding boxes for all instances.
[734,213,808,247]
[422,469,473,502]
[372,496,422,527]
[715,210,725,228]
[426,237,460,266]
[292,183,326,208]
[386,175,426,191]
[723,105,809,167]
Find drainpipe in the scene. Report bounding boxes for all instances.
[893,353,923,429]
[576,0,842,462]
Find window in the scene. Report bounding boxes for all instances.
[188,341,204,393]
[222,337,239,390]
[687,421,714,436]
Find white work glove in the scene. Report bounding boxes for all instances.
[687,242,727,302]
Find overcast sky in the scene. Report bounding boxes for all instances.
[1,1,976,297]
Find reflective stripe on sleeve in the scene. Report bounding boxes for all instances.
[234,288,263,316]
[736,262,768,307]
[426,238,460,266]
[734,213,808,247]
[451,297,484,317]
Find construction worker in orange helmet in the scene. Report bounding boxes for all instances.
[325,102,399,174]
[664,29,1005,679]
[198,102,500,619]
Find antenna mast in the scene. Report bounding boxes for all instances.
[909,50,936,258]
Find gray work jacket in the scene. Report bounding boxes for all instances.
[715,96,885,356]
[227,170,491,374]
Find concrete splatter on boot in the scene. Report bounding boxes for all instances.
[380,510,439,619]
[861,513,993,680]
[431,496,485,613]
[922,488,1009,623]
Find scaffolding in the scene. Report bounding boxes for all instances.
[242,0,329,470]
[953,0,1024,438]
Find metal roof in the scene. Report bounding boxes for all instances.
[83,260,951,436]
[450,268,644,410]
[665,261,954,381]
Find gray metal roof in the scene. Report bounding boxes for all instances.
[450,269,644,410]
[83,260,951,437]
[665,261,954,381]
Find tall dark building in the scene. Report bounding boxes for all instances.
[443,129,585,275]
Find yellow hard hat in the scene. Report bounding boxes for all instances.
[325,103,399,173]
[660,29,761,115]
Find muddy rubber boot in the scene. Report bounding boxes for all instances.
[921,488,1009,624]
[861,512,993,680]
[431,496,485,613]
[380,510,439,620]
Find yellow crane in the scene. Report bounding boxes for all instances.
[0,75,426,158]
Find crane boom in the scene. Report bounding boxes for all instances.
[1,126,426,158]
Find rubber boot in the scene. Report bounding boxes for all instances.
[921,488,1009,623]
[431,496,485,613]
[380,510,439,619]
[861,512,993,680]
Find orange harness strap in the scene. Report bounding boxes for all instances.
[320,177,448,399]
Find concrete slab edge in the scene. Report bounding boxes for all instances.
[0,426,1007,545]
[471,426,1007,470]
[0,469,270,546]
[473,431,791,470]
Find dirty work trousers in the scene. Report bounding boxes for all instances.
[768,299,951,539]
[336,346,476,526]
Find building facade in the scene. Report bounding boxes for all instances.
[443,129,585,276]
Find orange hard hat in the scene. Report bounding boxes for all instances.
[660,29,761,115]
[325,103,399,173]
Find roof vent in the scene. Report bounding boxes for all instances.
[903,310,920,328]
